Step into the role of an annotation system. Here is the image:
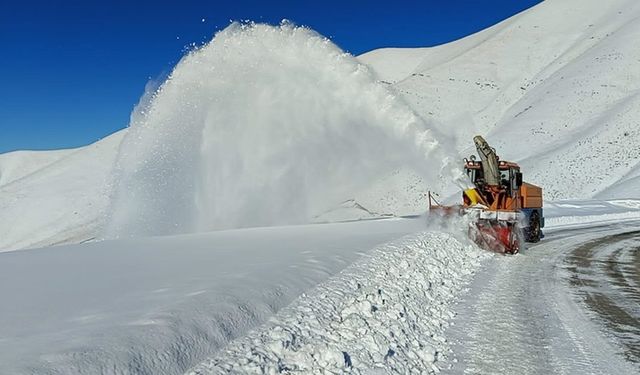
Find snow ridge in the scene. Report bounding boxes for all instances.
[188,232,488,374]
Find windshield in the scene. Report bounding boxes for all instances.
[500,169,509,185]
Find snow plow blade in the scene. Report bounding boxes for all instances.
[466,209,521,254]
[428,192,521,254]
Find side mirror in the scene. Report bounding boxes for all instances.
[515,172,523,187]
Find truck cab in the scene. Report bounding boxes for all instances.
[463,157,544,243]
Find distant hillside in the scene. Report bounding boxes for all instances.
[360,0,640,200]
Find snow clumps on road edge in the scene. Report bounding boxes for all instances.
[188,231,489,374]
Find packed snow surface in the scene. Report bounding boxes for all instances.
[447,224,640,374]
[106,22,459,239]
[0,218,427,374]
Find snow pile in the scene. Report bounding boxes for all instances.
[107,22,457,238]
[0,218,428,374]
[188,231,487,374]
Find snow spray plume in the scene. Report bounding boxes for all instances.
[106,22,459,238]
[424,210,479,248]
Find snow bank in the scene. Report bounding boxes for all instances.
[0,218,427,374]
[106,22,460,239]
[188,231,487,374]
[544,199,640,229]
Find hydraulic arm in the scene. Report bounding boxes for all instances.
[473,135,500,186]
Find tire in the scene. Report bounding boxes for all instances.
[527,211,541,243]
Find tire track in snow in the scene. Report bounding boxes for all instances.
[446,224,640,375]
[567,231,640,363]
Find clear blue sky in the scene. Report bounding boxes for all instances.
[0,0,542,153]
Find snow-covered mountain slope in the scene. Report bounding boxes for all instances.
[596,165,640,200]
[0,131,125,251]
[0,148,74,186]
[360,0,640,200]
[356,47,430,84]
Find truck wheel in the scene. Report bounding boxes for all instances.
[528,212,541,243]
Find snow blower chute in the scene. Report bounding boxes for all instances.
[429,135,544,254]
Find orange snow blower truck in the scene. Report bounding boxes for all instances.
[429,135,544,254]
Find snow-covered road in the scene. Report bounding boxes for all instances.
[447,223,640,374]
[565,229,640,364]
[3,214,640,374]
